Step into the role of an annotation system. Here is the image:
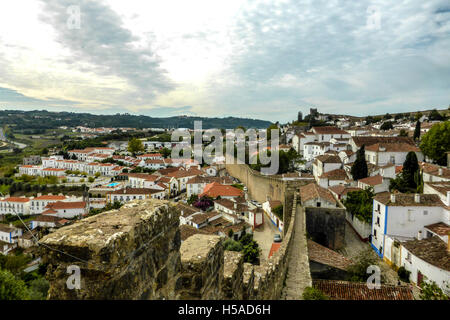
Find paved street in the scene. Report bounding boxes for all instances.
[253,212,280,263]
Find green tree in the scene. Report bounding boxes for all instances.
[399,129,408,137]
[0,269,30,300]
[351,145,368,180]
[343,188,374,223]
[160,147,171,158]
[420,122,450,166]
[302,287,329,300]
[28,277,49,300]
[402,152,419,190]
[223,239,243,252]
[380,121,394,130]
[428,109,443,121]
[272,204,283,220]
[128,138,145,155]
[346,249,384,283]
[413,120,421,141]
[239,234,260,264]
[419,281,449,300]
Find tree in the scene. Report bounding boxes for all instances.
[272,204,283,220]
[420,281,449,300]
[428,109,443,121]
[380,121,394,130]
[413,120,421,141]
[223,239,242,252]
[402,152,419,189]
[399,129,408,137]
[127,138,144,155]
[420,122,450,166]
[302,287,329,300]
[343,188,374,223]
[346,249,384,283]
[351,145,368,180]
[0,269,30,300]
[161,147,171,158]
[415,112,423,121]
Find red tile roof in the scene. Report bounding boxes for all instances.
[313,280,415,300]
[299,183,336,205]
[46,201,86,209]
[1,197,30,203]
[358,174,383,186]
[199,182,243,198]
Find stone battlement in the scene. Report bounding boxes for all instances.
[40,193,309,300]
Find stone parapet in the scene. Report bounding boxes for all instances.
[40,200,181,300]
[222,251,244,299]
[178,234,224,299]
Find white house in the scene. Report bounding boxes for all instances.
[399,236,449,294]
[357,175,390,194]
[371,193,449,260]
[312,154,342,179]
[0,224,23,244]
[43,201,88,219]
[0,197,31,216]
[299,183,339,209]
[364,143,424,166]
[262,200,284,232]
[421,163,450,182]
[106,188,166,204]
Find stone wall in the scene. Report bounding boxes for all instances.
[305,207,346,250]
[40,200,181,300]
[41,193,309,300]
[225,163,286,205]
[177,234,224,300]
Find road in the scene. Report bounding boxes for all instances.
[253,212,279,263]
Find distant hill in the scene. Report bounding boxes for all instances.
[0,110,272,130]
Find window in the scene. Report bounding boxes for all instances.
[423,210,428,216]
[376,217,380,226]
[406,252,411,263]
[316,202,321,207]
[374,229,377,237]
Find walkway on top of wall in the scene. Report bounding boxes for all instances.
[281,205,312,300]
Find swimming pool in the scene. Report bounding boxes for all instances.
[106,182,120,187]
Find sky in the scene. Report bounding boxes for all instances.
[0,0,449,123]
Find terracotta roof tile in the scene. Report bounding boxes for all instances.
[313,280,414,300]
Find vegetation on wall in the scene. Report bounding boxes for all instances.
[343,188,373,223]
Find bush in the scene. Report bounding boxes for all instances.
[302,287,329,300]
[223,239,243,252]
[420,281,449,300]
[397,266,411,283]
[272,205,283,220]
[0,268,30,300]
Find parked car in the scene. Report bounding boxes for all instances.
[274,234,282,243]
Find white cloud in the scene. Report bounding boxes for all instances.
[0,0,448,122]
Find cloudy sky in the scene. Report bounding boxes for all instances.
[0,0,449,122]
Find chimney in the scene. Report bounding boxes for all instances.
[417,230,422,240]
[414,193,420,203]
[390,194,396,203]
[438,168,443,176]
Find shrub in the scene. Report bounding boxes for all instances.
[302,287,329,300]
[397,266,410,283]
[223,239,243,252]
